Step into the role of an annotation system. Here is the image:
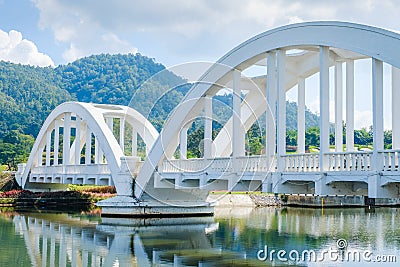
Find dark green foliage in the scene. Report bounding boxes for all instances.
[0,54,189,165]
[3,52,391,167]
[0,61,73,137]
[286,129,298,147]
[246,123,264,155]
[67,185,116,194]
[187,126,205,158]
[0,130,34,170]
[286,101,319,130]
[56,53,186,106]
[305,127,320,148]
[0,52,325,165]
[384,130,392,149]
[354,127,372,146]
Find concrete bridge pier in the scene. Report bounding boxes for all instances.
[97,173,214,217]
[369,174,400,198]
[314,175,368,196]
[271,173,315,194]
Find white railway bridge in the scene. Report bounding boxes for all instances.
[16,21,400,215]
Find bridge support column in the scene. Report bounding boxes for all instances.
[319,46,330,171]
[262,173,273,192]
[106,117,113,131]
[63,113,71,165]
[105,117,113,161]
[85,125,92,164]
[372,58,384,170]
[94,137,101,164]
[271,173,315,194]
[315,174,334,195]
[369,174,400,198]
[45,130,51,166]
[335,61,343,152]
[132,130,137,157]
[277,49,286,171]
[120,118,125,152]
[266,51,277,169]
[180,127,188,159]
[75,115,81,165]
[232,70,245,158]
[297,77,305,154]
[54,120,59,165]
[392,66,400,149]
[204,95,213,158]
[346,60,355,151]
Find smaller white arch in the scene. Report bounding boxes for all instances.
[18,102,158,196]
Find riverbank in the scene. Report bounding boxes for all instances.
[206,192,282,207]
[2,189,400,210]
[0,188,115,210]
[207,192,400,208]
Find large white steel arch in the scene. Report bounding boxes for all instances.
[135,21,400,198]
[18,102,158,195]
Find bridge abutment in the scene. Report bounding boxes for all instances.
[368,174,400,198]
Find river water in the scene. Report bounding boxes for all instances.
[1,207,400,266]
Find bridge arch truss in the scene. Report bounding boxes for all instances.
[136,21,400,199]
[17,22,400,204]
[17,102,158,195]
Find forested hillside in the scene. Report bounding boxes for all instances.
[55,54,190,131]
[0,53,321,168]
[0,62,73,137]
[55,54,185,106]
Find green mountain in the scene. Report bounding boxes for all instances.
[0,53,321,167]
[0,62,72,137]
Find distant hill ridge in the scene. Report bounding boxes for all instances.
[0,53,319,138]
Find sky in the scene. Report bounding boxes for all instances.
[1,0,400,129]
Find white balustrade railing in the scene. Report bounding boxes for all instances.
[161,150,400,174]
[282,153,319,172]
[161,155,273,173]
[208,157,233,173]
[234,155,271,172]
[326,151,372,171]
[31,164,111,175]
[161,158,210,173]
[378,150,400,171]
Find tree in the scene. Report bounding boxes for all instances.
[286,130,297,147]
[384,130,392,149]
[0,130,34,170]
[354,128,372,146]
[246,123,264,155]
[305,127,320,147]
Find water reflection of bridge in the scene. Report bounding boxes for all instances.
[13,213,218,266]
[217,207,400,252]
[9,207,400,266]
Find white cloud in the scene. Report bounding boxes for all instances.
[299,96,374,130]
[0,29,54,67]
[31,0,400,62]
[31,0,400,65]
[28,0,400,131]
[33,0,138,62]
[354,110,373,130]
